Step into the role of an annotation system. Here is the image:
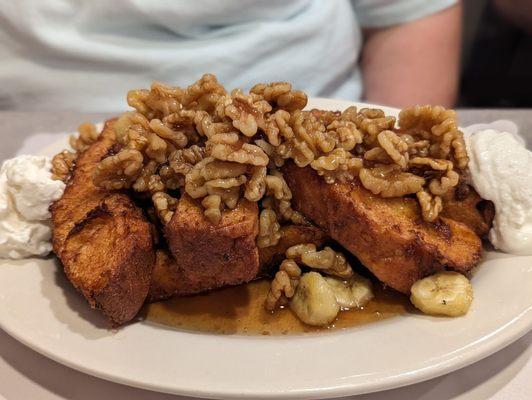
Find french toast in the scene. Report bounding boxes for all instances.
[441,185,494,238]
[282,162,482,294]
[51,121,155,325]
[148,224,327,302]
[163,194,260,297]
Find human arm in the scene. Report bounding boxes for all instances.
[360,2,462,108]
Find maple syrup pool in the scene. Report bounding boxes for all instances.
[142,279,412,335]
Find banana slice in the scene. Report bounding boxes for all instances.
[290,272,340,326]
[410,271,473,317]
[324,274,374,309]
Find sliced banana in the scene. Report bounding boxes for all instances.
[410,271,473,317]
[324,274,374,309]
[290,272,340,326]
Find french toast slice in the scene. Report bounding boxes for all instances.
[148,224,327,302]
[441,186,494,238]
[282,163,482,294]
[51,121,155,325]
[162,195,260,297]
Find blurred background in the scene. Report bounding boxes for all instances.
[0,0,530,110]
[461,0,532,107]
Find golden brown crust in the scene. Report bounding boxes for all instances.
[441,185,494,238]
[282,162,482,294]
[51,121,155,325]
[163,195,260,297]
[147,224,327,303]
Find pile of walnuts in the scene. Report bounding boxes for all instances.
[87,74,468,229]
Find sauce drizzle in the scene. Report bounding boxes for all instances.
[143,279,412,335]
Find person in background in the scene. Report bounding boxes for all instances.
[0,0,461,112]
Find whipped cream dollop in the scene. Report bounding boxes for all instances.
[467,129,532,255]
[0,155,65,259]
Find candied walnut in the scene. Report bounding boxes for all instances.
[158,164,183,190]
[181,73,226,110]
[144,131,168,163]
[429,169,460,196]
[114,112,151,145]
[169,145,206,176]
[70,122,99,153]
[202,194,222,225]
[354,108,396,145]
[377,130,409,169]
[257,209,282,248]
[149,119,188,149]
[212,142,269,167]
[265,174,292,201]
[285,243,316,260]
[193,110,233,138]
[152,191,178,224]
[250,82,308,112]
[401,134,430,157]
[244,166,267,202]
[409,157,459,196]
[265,259,302,311]
[184,157,247,199]
[51,150,77,182]
[410,157,452,171]
[128,81,184,119]
[206,175,247,190]
[93,149,143,190]
[417,190,443,222]
[311,148,363,184]
[132,160,159,192]
[327,119,363,151]
[359,165,425,198]
[452,134,469,169]
[286,243,354,279]
[364,147,390,163]
[217,89,272,137]
[398,105,468,169]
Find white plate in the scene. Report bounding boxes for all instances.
[1,99,532,399]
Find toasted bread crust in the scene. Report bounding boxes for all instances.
[51,121,154,325]
[148,224,327,302]
[282,163,482,294]
[163,195,260,297]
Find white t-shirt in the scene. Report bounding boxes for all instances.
[0,0,456,112]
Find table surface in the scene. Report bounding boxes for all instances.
[1,109,531,400]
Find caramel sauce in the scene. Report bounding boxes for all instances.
[143,279,412,335]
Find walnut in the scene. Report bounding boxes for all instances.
[377,130,409,169]
[244,166,267,202]
[327,119,363,151]
[211,143,269,167]
[354,108,396,146]
[169,145,206,176]
[417,190,443,222]
[202,194,222,225]
[149,119,188,149]
[132,160,159,192]
[359,165,425,197]
[264,259,302,311]
[257,209,282,248]
[218,89,272,137]
[93,149,143,190]
[184,158,247,199]
[310,148,363,184]
[250,82,307,112]
[181,73,226,110]
[69,122,99,152]
[286,243,354,279]
[51,150,77,182]
[152,191,178,224]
